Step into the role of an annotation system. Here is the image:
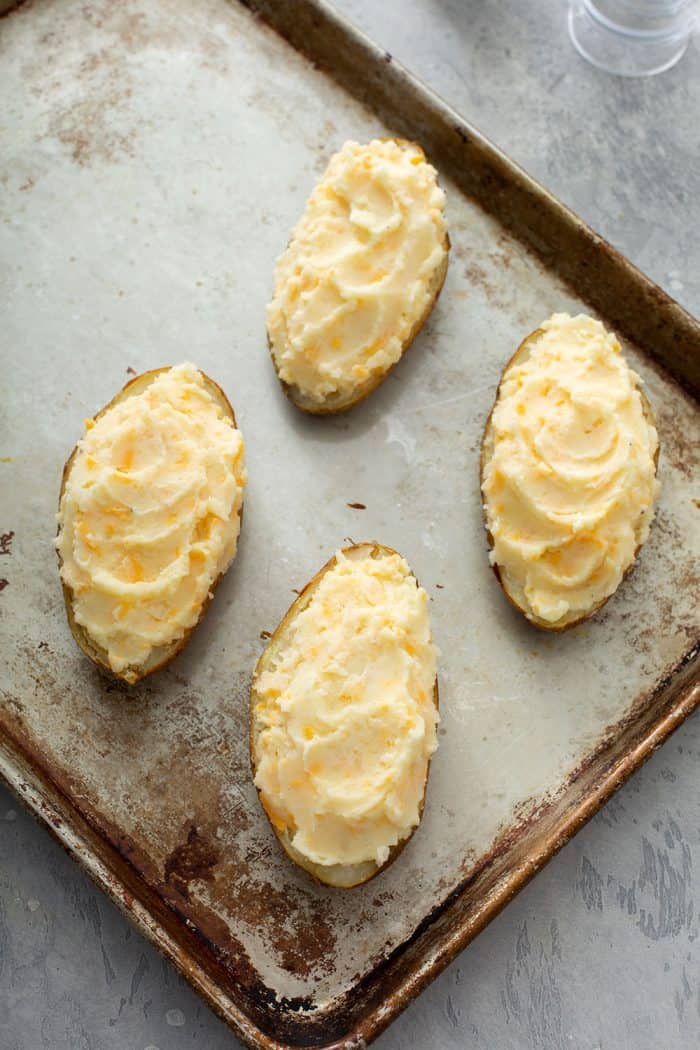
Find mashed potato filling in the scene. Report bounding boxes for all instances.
[253,549,439,868]
[57,364,246,677]
[482,314,659,624]
[267,139,448,405]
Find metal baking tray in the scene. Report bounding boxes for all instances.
[1,0,698,1047]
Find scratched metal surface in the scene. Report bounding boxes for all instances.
[0,0,698,1046]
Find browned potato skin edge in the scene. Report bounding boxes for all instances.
[479,329,660,632]
[57,367,242,685]
[267,139,450,416]
[249,542,439,888]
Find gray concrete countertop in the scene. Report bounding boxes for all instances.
[1,1,698,1048]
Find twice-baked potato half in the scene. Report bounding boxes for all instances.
[266,138,449,414]
[250,543,439,888]
[481,313,660,630]
[56,364,246,683]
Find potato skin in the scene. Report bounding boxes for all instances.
[479,330,660,632]
[249,543,439,888]
[57,367,242,685]
[269,139,450,416]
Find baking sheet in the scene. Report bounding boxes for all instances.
[0,0,698,1047]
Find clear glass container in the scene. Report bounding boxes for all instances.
[569,0,697,76]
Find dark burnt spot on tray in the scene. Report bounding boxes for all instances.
[126,365,136,375]
[222,804,252,836]
[692,498,700,510]
[0,1,28,22]
[85,816,313,1028]
[347,502,366,510]
[164,825,221,901]
[230,875,337,978]
[260,630,272,640]
[0,531,14,555]
[0,579,7,593]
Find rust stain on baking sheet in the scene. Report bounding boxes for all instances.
[14,0,234,168]
[614,508,700,662]
[0,530,14,555]
[42,65,136,166]
[655,400,699,481]
[227,867,338,978]
[164,824,221,901]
